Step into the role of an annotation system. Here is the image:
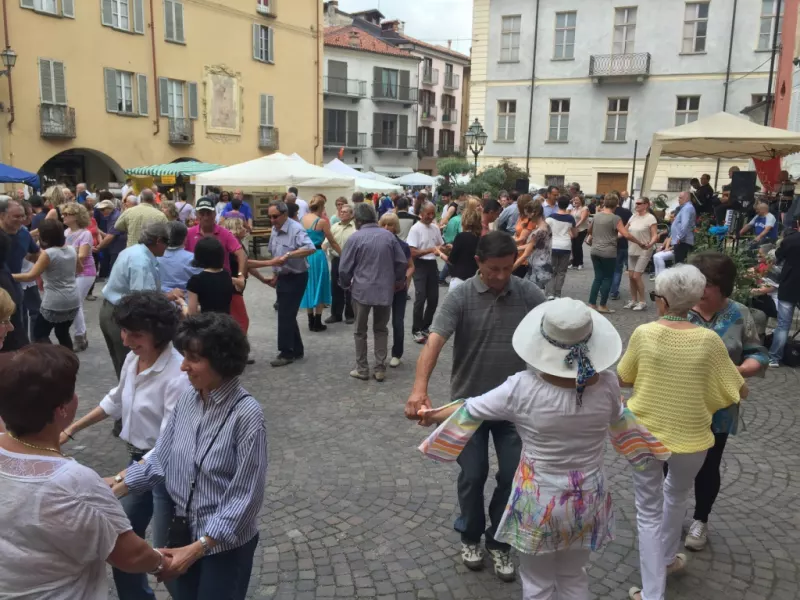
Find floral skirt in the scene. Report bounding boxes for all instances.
[495,453,614,555]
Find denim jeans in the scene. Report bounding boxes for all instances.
[589,255,617,306]
[455,420,521,550]
[439,262,450,283]
[610,246,629,298]
[769,299,796,363]
[276,272,309,358]
[175,534,259,600]
[113,480,174,600]
[391,289,407,359]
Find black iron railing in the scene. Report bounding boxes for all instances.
[589,52,651,77]
[40,105,76,138]
[323,131,367,148]
[323,77,367,97]
[372,82,418,103]
[259,126,279,150]
[372,133,417,150]
[168,118,194,145]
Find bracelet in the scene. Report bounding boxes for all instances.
[148,549,164,575]
[63,431,74,441]
[198,535,210,556]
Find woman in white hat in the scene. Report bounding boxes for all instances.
[420,297,625,599]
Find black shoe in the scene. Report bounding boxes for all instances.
[270,355,295,367]
[325,315,342,324]
[308,314,317,331]
[345,317,355,324]
[314,314,327,332]
[246,357,256,365]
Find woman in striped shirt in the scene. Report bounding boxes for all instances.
[109,312,268,600]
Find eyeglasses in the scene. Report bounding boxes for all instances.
[268,214,281,220]
[649,291,668,306]
[635,202,645,206]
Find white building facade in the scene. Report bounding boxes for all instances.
[470,0,784,194]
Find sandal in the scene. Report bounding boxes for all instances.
[597,306,616,314]
[667,552,687,574]
[628,587,642,600]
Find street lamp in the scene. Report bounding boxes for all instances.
[464,118,487,173]
[0,47,17,77]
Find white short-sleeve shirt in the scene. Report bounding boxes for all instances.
[406,222,443,260]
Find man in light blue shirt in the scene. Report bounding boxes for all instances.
[101,221,171,378]
[671,191,696,264]
[158,221,201,294]
[495,191,519,235]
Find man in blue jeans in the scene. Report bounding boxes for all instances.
[769,222,800,367]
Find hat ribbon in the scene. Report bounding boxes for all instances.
[539,321,596,406]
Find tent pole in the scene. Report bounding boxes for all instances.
[764,0,782,125]
[717,0,738,189]
[631,139,638,196]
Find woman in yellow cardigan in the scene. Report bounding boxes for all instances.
[618,264,747,600]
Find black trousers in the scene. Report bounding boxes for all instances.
[673,242,693,264]
[33,313,73,350]
[412,259,439,333]
[329,257,354,321]
[391,288,407,359]
[276,272,308,358]
[694,432,728,523]
[571,230,588,267]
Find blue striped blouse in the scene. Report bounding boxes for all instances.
[125,377,268,554]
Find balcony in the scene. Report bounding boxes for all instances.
[372,133,417,152]
[422,67,439,86]
[323,76,367,101]
[418,141,435,157]
[420,105,437,121]
[589,52,651,84]
[442,108,458,125]
[443,72,460,90]
[168,118,194,145]
[256,0,275,17]
[437,144,464,158]
[40,105,76,139]
[372,82,418,106]
[323,131,367,149]
[259,125,279,150]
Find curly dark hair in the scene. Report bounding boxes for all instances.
[690,251,737,298]
[174,313,249,379]
[112,291,180,349]
[0,344,79,436]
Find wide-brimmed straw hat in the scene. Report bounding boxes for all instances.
[512,298,622,379]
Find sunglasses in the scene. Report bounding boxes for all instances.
[268,214,281,220]
[635,202,645,206]
[649,291,669,306]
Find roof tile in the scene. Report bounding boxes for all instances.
[325,26,414,58]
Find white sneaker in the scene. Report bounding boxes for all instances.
[488,548,516,582]
[769,360,780,368]
[632,302,647,311]
[684,520,708,551]
[576,265,584,270]
[413,331,427,344]
[349,369,369,381]
[460,543,484,571]
[623,300,636,309]
[389,357,402,368]
[666,553,688,574]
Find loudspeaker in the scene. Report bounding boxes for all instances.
[730,171,757,210]
[515,178,530,194]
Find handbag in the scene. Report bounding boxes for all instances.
[166,393,247,548]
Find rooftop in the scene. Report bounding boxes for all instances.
[324,25,414,58]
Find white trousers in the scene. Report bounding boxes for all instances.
[652,251,674,276]
[632,451,707,600]
[519,549,591,600]
[73,275,96,336]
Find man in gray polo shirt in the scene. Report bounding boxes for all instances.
[405,231,545,582]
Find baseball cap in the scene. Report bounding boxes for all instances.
[195,197,215,212]
[96,199,115,210]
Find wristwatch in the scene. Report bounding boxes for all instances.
[114,474,124,484]
[148,549,165,575]
[198,536,210,556]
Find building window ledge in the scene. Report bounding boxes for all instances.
[113,112,143,118]
[497,60,521,64]
[545,139,569,143]
[165,39,187,46]
[602,140,628,144]
[493,139,516,143]
[678,51,707,56]
[551,57,575,62]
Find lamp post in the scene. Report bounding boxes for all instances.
[0,47,16,77]
[463,118,487,174]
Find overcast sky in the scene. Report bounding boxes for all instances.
[338,0,473,55]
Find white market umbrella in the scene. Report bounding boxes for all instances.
[194,153,355,188]
[362,171,404,184]
[323,159,402,193]
[393,172,438,187]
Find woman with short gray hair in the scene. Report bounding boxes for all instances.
[617,264,748,600]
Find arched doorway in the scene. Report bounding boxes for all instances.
[38,148,125,189]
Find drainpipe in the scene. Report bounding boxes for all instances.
[524,0,540,175]
[314,0,321,161]
[764,0,783,125]
[714,0,738,189]
[2,0,15,132]
[149,0,159,135]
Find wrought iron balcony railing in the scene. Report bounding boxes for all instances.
[442,108,458,124]
[40,104,76,139]
[323,131,367,148]
[168,118,194,145]
[588,52,651,79]
[420,105,437,121]
[372,133,417,151]
[422,67,439,86]
[259,125,279,150]
[372,82,418,103]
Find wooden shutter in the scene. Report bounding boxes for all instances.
[399,70,410,101]
[188,82,198,119]
[267,26,274,63]
[132,0,145,33]
[260,94,274,127]
[252,24,261,60]
[174,1,185,42]
[104,68,118,113]
[21,0,35,8]
[259,94,267,126]
[158,77,169,116]
[346,110,358,147]
[61,0,75,17]
[164,0,175,40]
[52,61,67,105]
[101,0,113,26]
[38,59,54,104]
[372,113,381,136]
[399,114,408,136]
[373,66,381,96]
[137,73,148,115]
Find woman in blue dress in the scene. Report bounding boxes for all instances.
[300,195,341,331]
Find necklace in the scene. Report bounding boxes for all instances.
[661,315,690,322]
[7,433,64,457]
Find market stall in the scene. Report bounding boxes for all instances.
[126,161,223,201]
[324,159,403,194]
[0,163,41,190]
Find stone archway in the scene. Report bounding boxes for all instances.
[38,148,125,189]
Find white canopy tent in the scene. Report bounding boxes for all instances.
[193,153,355,188]
[324,159,403,193]
[392,172,438,187]
[360,171,400,184]
[642,112,800,195]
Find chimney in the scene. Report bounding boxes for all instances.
[348,30,359,47]
[327,0,338,17]
[381,19,400,32]
[447,40,452,49]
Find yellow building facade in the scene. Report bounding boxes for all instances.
[0,0,322,187]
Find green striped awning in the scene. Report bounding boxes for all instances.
[125,161,224,177]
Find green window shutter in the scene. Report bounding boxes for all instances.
[132,0,145,34]
[39,59,54,104]
[52,61,67,105]
[188,82,198,119]
[104,68,118,113]
[137,73,148,116]
[158,77,169,116]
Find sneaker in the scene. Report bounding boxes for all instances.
[576,265,584,270]
[632,302,647,311]
[567,265,575,270]
[460,543,484,571]
[649,274,656,281]
[623,300,636,309]
[666,553,688,574]
[413,331,427,344]
[349,369,369,381]
[487,548,516,582]
[85,294,97,302]
[389,357,402,368]
[769,360,780,368]
[547,295,555,301]
[684,520,708,551]
[270,356,295,367]
[373,371,385,382]
[345,317,355,324]
[324,315,342,324]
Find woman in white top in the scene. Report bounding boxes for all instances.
[625,198,659,310]
[61,291,190,599]
[13,219,79,349]
[0,344,177,599]
[420,299,624,600]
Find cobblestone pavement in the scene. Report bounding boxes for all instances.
[65,264,800,600]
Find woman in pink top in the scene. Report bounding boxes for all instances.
[61,203,97,352]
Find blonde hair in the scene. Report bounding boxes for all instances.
[44,185,67,207]
[0,288,14,321]
[379,212,400,234]
[61,202,91,228]
[461,201,482,236]
[309,194,326,213]
[222,217,247,238]
[161,200,179,221]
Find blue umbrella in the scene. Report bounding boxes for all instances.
[0,162,40,190]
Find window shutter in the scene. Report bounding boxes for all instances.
[61,0,75,17]
[137,74,148,115]
[20,0,35,8]
[52,61,67,105]
[259,93,267,126]
[132,0,145,33]
[39,59,54,104]
[104,68,118,113]
[188,82,198,119]
[164,0,175,40]
[252,24,260,60]
[174,2,185,42]
[101,0,113,25]
[267,94,274,126]
[267,27,274,63]
[158,77,169,116]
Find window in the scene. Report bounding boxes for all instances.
[667,178,692,192]
[101,0,144,34]
[497,100,516,141]
[38,58,67,105]
[500,15,521,62]
[381,68,399,98]
[554,12,576,59]
[605,98,628,142]
[682,2,709,53]
[252,24,274,63]
[613,7,636,54]
[158,77,198,119]
[675,96,700,125]
[21,0,74,17]
[545,175,565,187]
[164,0,185,43]
[548,99,569,141]
[256,0,273,16]
[759,0,784,50]
[103,68,148,116]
